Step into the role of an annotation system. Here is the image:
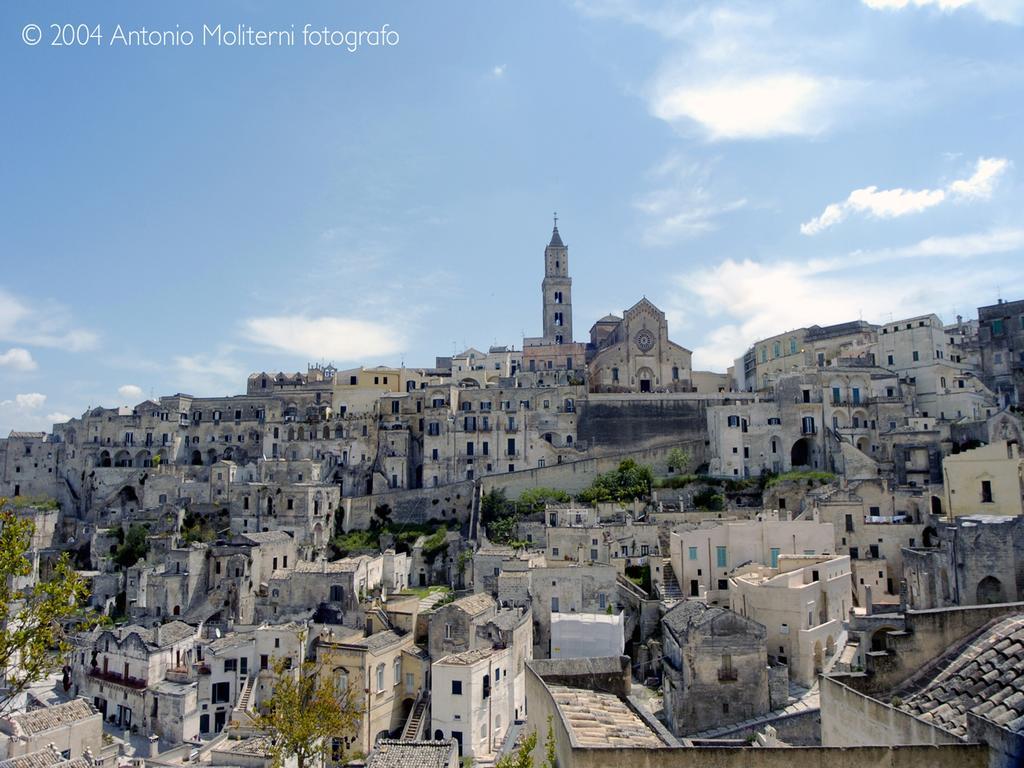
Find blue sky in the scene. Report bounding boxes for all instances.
[2,0,1023,432]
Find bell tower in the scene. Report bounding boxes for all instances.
[542,213,573,344]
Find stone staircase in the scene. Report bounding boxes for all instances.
[660,558,682,606]
[400,691,429,741]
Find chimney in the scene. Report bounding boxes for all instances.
[148,735,159,758]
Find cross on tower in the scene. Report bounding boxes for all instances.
[553,211,558,228]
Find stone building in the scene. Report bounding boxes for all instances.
[70,621,198,739]
[431,646,513,761]
[0,700,102,763]
[942,439,1024,519]
[587,299,693,394]
[730,554,851,686]
[661,601,772,736]
[669,517,835,604]
[978,297,1024,406]
[314,625,425,757]
[902,514,1024,609]
[498,562,619,658]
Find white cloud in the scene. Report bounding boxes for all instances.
[0,287,98,352]
[801,156,1009,234]
[118,384,143,401]
[634,153,747,243]
[492,64,506,77]
[242,316,405,361]
[15,393,46,410]
[46,412,72,424]
[172,353,248,397]
[652,73,838,140]
[861,0,1024,23]
[0,348,37,372]
[671,228,1024,370]
[948,157,1010,199]
[575,3,863,141]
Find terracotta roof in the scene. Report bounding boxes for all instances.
[549,685,664,749]
[6,699,97,736]
[901,614,1024,736]
[366,739,456,768]
[436,647,499,666]
[446,593,495,617]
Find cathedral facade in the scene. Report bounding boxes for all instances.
[587,299,693,393]
[523,220,694,393]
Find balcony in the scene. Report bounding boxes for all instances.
[717,668,738,682]
[801,426,817,436]
[165,666,197,684]
[88,668,147,690]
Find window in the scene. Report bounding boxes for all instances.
[599,593,606,610]
[452,680,462,695]
[982,480,993,503]
[716,546,727,568]
[912,350,920,362]
[376,664,385,692]
[719,653,735,681]
[832,387,841,404]
[688,546,698,561]
[212,682,231,704]
[445,623,452,639]
[394,658,401,686]
[551,596,559,613]
[224,659,237,672]
[992,318,1005,336]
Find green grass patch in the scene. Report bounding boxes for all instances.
[2,495,60,511]
[765,471,836,488]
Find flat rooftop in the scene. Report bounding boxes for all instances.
[549,685,664,749]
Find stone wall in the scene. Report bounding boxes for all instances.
[820,675,959,747]
[576,395,710,450]
[855,602,1024,694]
[480,440,703,498]
[341,481,475,530]
[523,659,989,768]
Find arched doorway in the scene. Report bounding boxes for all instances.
[99,450,112,468]
[637,367,654,393]
[870,627,898,652]
[976,576,1005,604]
[791,438,812,468]
[930,496,943,517]
[191,450,203,466]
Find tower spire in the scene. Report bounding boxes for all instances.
[549,211,564,248]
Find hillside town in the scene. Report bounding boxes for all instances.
[2,223,1024,768]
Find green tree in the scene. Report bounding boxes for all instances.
[256,658,360,768]
[495,717,558,768]
[578,459,653,504]
[516,488,570,516]
[113,524,149,568]
[0,503,90,714]
[666,447,690,474]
